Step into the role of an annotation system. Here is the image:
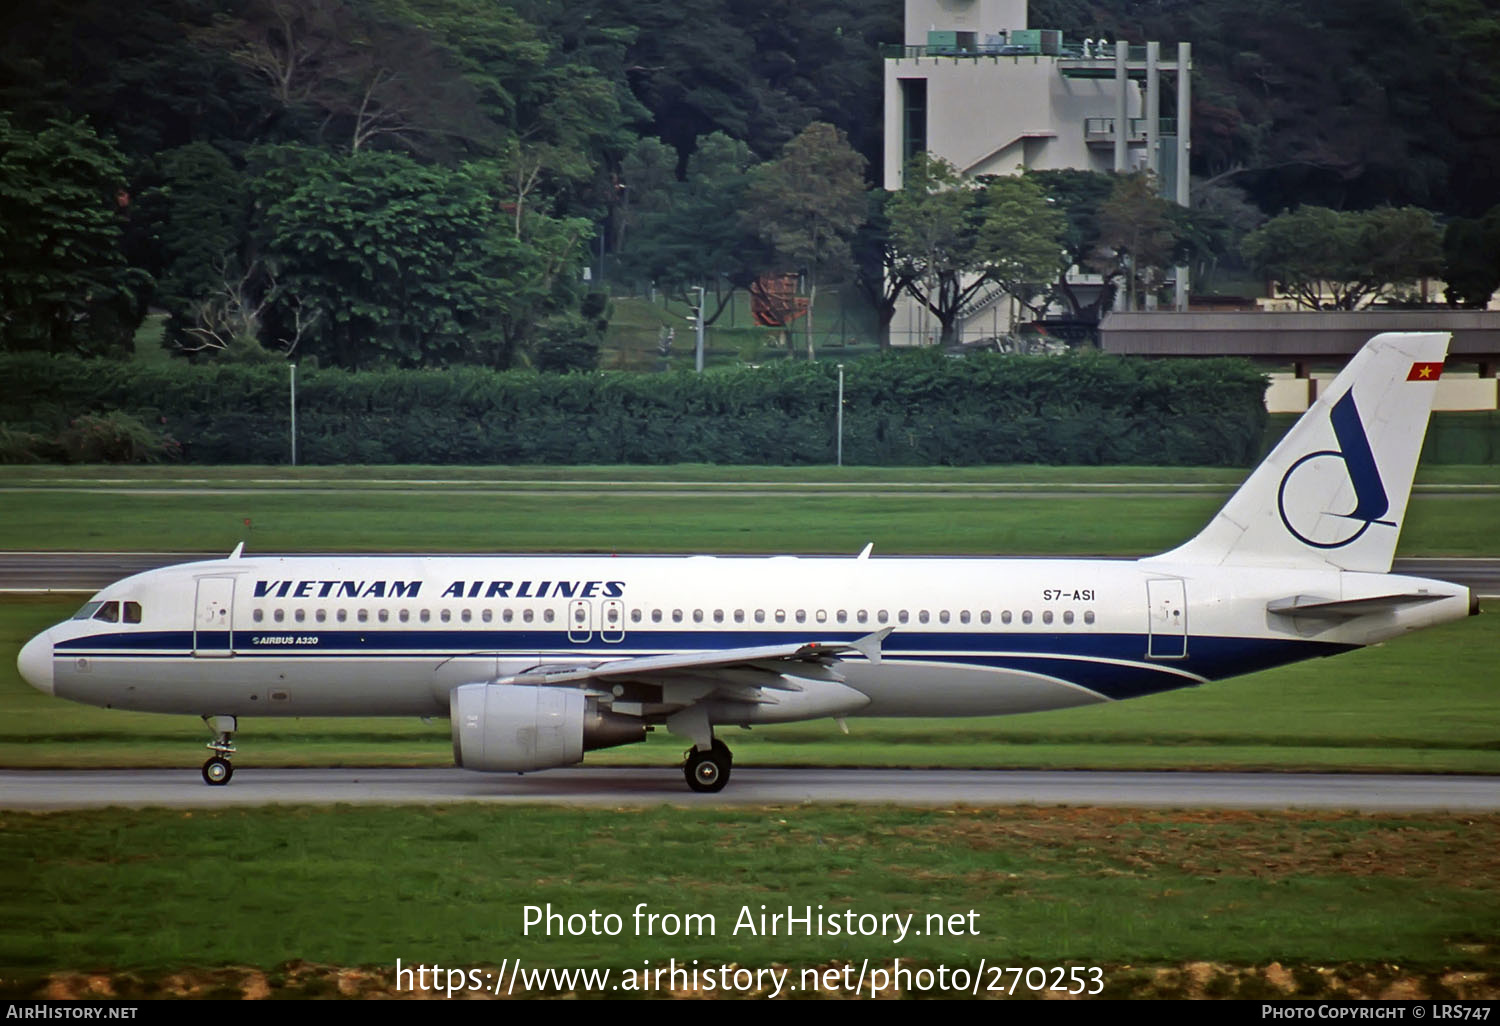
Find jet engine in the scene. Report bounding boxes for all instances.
[450,683,645,772]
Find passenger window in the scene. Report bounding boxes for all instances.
[1084,610,1096,625]
[857,610,868,624]
[1063,610,1074,625]
[523,609,535,623]
[631,609,642,623]
[754,610,765,623]
[401,609,411,623]
[734,610,744,623]
[652,609,662,623]
[979,610,991,625]
[939,610,950,624]
[503,609,514,623]
[420,609,431,623]
[1042,610,1053,625]
[273,609,285,623]
[713,609,724,623]
[543,609,555,623]
[795,610,806,623]
[1022,610,1033,625]
[918,610,929,624]
[574,607,586,624]
[481,609,491,623]
[462,609,472,623]
[836,610,847,624]
[1001,610,1012,625]
[898,610,909,624]
[337,609,348,623]
[294,609,305,623]
[440,609,451,623]
[672,609,683,623]
[357,609,368,623]
[315,609,327,623]
[253,609,264,623]
[877,610,888,624]
[959,610,970,624]
[693,609,703,623]
[816,610,827,623]
[123,602,142,624]
[775,610,786,623]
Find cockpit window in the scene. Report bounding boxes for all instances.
[123,602,142,624]
[92,601,120,623]
[72,601,104,620]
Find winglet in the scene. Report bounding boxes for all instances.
[857,542,873,560]
[229,542,245,560]
[849,626,893,665]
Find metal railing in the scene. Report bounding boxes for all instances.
[882,42,1158,61]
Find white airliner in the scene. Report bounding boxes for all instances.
[16,332,1478,791]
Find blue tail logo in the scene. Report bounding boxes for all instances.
[1276,391,1395,549]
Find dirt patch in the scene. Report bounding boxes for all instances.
[9,959,1499,1000]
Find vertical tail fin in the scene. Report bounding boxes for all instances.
[1153,331,1451,572]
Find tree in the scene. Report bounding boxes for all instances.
[851,189,919,349]
[251,145,588,369]
[1242,206,1444,309]
[1091,172,1180,311]
[1024,168,1118,325]
[192,0,499,157]
[742,122,868,358]
[0,115,150,356]
[1443,206,1500,308]
[975,175,1067,318]
[889,156,1064,345]
[616,131,769,324]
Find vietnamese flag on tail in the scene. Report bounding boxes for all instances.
[1406,362,1444,381]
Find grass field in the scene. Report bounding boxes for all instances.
[2,464,1497,554]
[3,805,1498,997]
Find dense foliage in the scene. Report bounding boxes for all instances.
[0,352,1267,466]
[3,0,1497,368]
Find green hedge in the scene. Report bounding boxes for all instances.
[1262,411,1500,465]
[1,350,1269,466]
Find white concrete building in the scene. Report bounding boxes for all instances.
[882,0,1190,344]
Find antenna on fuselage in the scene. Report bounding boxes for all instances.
[229,542,245,559]
[856,542,873,560]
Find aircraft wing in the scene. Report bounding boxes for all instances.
[496,627,894,687]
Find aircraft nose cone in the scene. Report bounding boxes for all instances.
[17,631,54,695]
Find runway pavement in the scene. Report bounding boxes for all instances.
[4,767,1498,811]
[4,552,1499,595]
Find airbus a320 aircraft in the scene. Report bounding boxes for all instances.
[16,332,1479,792]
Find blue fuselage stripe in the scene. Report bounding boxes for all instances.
[54,628,1354,701]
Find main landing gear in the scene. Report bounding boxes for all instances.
[683,738,732,793]
[666,707,731,793]
[202,715,237,786]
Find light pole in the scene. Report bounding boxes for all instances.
[289,363,298,467]
[836,363,844,467]
[693,285,706,373]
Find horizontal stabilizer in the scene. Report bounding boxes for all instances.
[1267,593,1445,620]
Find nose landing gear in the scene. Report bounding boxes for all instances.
[202,715,237,786]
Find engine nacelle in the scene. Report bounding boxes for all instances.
[450,683,645,772]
